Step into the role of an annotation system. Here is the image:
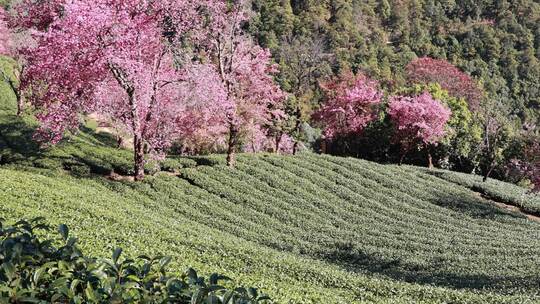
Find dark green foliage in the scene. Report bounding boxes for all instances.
[0,218,270,303]
[159,157,198,173]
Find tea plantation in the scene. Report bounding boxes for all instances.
[1,97,540,303]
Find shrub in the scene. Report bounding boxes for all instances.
[160,157,198,173]
[63,160,92,177]
[144,160,162,176]
[0,218,270,304]
[32,158,63,170]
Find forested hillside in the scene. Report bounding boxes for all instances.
[241,0,540,182]
[250,0,540,121]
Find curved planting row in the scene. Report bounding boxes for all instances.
[2,152,540,302]
[168,153,540,293]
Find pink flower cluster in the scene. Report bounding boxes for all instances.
[388,92,452,149]
[314,72,452,156]
[5,0,287,176]
[0,7,11,55]
[314,73,383,139]
[206,2,285,157]
[3,0,287,177]
[407,57,483,110]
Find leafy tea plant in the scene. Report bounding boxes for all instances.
[0,217,270,303]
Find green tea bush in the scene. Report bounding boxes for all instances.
[1,156,539,303]
[144,160,162,176]
[64,160,92,177]
[32,158,64,171]
[414,167,540,215]
[0,218,270,304]
[190,155,227,167]
[159,157,198,173]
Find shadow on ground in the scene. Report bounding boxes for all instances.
[322,239,539,293]
[0,115,133,176]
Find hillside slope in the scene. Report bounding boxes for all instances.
[250,0,540,123]
[1,149,540,301]
[1,98,540,303]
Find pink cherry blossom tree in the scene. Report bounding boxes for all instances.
[388,92,452,168]
[313,72,383,141]
[18,0,224,180]
[406,57,483,110]
[172,63,230,155]
[206,0,285,167]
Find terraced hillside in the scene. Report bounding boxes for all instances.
[1,99,540,303]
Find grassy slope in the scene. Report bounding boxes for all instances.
[1,92,540,303]
[416,167,540,215]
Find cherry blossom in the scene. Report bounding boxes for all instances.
[19,0,224,180]
[388,92,452,166]
[206,1,286,166]
[314,72,383,140]
[407,57,483,110]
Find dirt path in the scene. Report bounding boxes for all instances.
[491,201,540,223]
[476,193,540,223]
[87,113,133,149]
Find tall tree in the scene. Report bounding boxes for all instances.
[406,57,483,110]
[18,0,223,180]
[477,97,514,182]
[313,72,382,141]
[278,36,333,154]
[207,0,285,167]
[397,83,483,170]
[388,92,451,167]
[172,64,229,155]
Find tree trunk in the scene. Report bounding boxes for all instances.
[227,124,239,167]
[133,134,145,181]
[109,62,143,181]
[399,152,406,166]
[275,132,283,154]
[483,160,495,182]
[16,93,23,116]
[117,136,123,148]
[399,146,409,166]
[292,141,299,155]
[291,104,303,155]
[427,150,434,169]
[5,76,22,116]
